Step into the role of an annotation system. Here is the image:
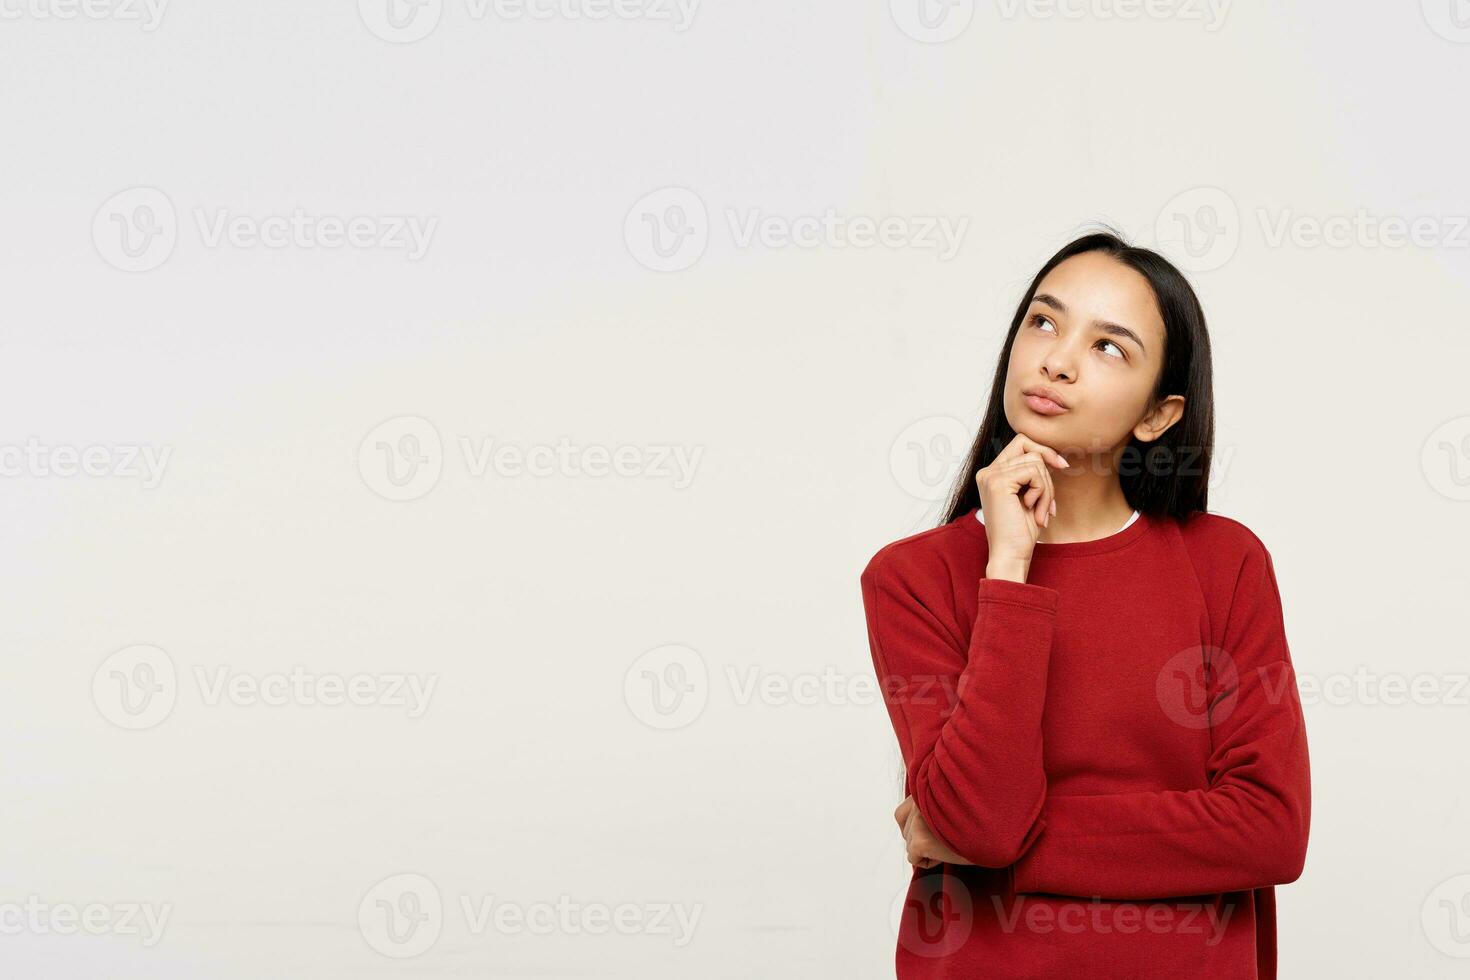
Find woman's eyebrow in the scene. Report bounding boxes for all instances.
[1031,292,1148,356]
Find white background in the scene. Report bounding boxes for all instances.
[2,0,1469,976]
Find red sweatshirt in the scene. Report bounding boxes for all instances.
[861,507,1310,979]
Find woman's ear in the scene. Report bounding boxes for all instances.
[1133,394,1186,444]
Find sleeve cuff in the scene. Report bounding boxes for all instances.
[978,577,1060,615]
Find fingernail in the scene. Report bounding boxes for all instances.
[1050,500,1057,516]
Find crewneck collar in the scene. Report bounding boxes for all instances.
[959,506,1154,558]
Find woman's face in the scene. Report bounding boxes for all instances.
[1004,251,1183,455]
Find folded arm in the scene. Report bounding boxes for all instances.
[862,553,1060,868]
[1010,543,1312,899]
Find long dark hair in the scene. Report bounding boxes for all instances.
[941,229,1215,525]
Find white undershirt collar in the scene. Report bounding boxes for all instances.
[975,508,1140,540]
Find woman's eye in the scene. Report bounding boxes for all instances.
[1030,314,1055,333]
[1098,340,1125,359]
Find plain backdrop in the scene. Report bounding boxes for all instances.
[2,1,1468,976]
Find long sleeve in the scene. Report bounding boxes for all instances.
[1010,541,1311,899]
[861,551,1059,868]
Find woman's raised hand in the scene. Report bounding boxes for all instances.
[975,434,1070,582]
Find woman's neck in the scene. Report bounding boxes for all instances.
[1037,457,1135,544]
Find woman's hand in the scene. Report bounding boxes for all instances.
[975,434,1070,582]
[895,795,974,869]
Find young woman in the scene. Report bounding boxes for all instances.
[860,232,1311,979]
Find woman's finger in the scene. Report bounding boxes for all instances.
[996,433,1070,472]
[1020,454,1055,528]
[1000,455,1054,529]
[1032,457,1055,528]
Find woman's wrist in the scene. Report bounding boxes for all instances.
[986,558,1031,583]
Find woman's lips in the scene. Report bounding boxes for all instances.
[1023,394,1069,416]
